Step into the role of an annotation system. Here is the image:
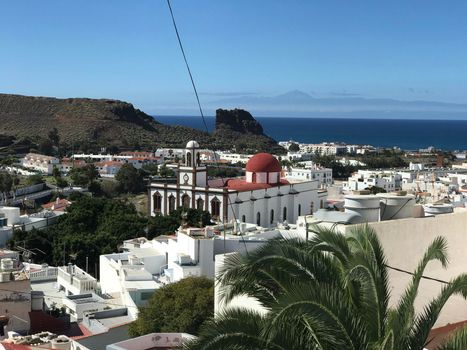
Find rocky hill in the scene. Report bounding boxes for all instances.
[0,93,282,154]
[213,109,283,153]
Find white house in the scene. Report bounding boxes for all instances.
[284,166,333,188]
[21,153,60,175]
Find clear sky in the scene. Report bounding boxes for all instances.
[1,0,467,115]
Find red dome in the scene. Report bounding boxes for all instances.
[246,153,281,173]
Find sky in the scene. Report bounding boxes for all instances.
[1,0,467,116]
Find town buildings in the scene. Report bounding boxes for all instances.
[148,141,325,228]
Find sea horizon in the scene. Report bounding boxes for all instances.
[155,115,467,151]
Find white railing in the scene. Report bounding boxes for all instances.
[28,266,58,282]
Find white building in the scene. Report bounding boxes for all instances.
[100,223,291,319]
[344,170,401,192]
[148,141,324,228]
[284,165,333,188]
[57,264,97,296]
[0,257,31,336]
[21,153,60,175]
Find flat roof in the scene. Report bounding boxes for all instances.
[129,247,164,258]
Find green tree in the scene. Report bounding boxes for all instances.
[48,128,60,146]
[366,185,387,194]
[38,138,54,156]
[159,164,175,178]
[147,208,211,239]
[129,277,214,337]
[186,226,467,350]
[69,164,99,187]
[115,163,145,194]
[27,174,44,186]
[141,163,159,176]
[288,142,300,152]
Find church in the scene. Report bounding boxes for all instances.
[148,140,325,228]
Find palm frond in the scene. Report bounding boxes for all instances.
[390,236,449,348]
[437,325,467,350]
[408,274,467,350]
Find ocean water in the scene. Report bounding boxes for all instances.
[156,116,467,151]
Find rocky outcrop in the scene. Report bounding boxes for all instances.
[213,108,284,154]
[215,108,264,135]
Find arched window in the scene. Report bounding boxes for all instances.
[197,197,204,210]
[186,152,192,167]
[242,215,246,223]
[256,212,261,226]
[168,195,176,213]
[298,204,301,216]
[153,192,162,213]
[182,194,190,208]
[252,173,257,183]
[270,209,274,224]
[211,197,221,218]
[283,207,287,221]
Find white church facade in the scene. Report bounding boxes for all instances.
[148,141,325,227]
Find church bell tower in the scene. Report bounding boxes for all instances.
[178,140,207,187]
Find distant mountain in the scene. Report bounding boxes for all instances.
[0,93,280,153]
[210,90,467,118]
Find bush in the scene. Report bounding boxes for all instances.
[128,277,214,337]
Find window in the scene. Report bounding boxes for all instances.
[168,195,176,213]
[283,207,287,221]
[197,197,204,210]
[182,194,190,208]
[242,215,246,223]
[186,152,192,167]
[298,204,301,216]
[211,197,221,218]
[256,212,261,226]
[153,192,162,213]
[140,292,153,301]
[270,209,274,224]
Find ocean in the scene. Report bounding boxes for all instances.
[156,116,467,151]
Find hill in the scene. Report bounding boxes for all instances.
[0,93,281,154]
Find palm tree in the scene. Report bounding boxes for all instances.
[185,225,467,350]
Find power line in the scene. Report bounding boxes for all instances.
[384,264,450,285]
[165,0,248,256]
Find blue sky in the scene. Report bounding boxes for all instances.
[1,1,467,116]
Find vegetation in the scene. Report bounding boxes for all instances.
[186,225,467,350]
[129,277,214,337]
[366,185,387,194]
[207,166,243,178]
[8,195,147,275]
[115,163,146,194]
[69,164,99,187]
[25,174,44,186]
[288,142,300,152]
[147,208,211,239]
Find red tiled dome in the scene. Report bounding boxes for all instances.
[246,153,281,173]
